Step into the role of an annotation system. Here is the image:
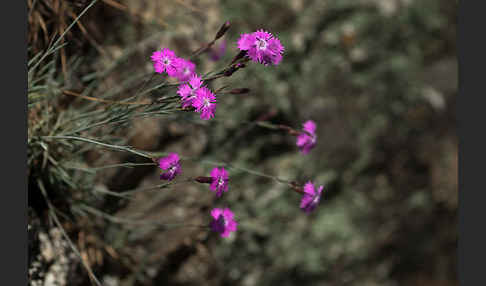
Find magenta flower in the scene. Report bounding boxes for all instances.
[237,29,284,66]
[177,74,203,108]
[193,86,217,120]
[158,152,181,181]
[210,208,238,238]
[300,181,324,214]
[173,58,196,82]
[209,167,229,197]
[296,120,317,154]
[151,48,178,76]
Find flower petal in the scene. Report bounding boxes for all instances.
[303,182,315,195]
[211,208,223,220]
[237,33,254,51]
[210,167,221,179]
[153,61,165,74]
[303,120,316,134]
[223,208,234,220]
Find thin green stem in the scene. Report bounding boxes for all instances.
[42,135,153,159]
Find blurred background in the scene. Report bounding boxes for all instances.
[28,0,457,285]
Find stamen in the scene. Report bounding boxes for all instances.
[256,38,267,50]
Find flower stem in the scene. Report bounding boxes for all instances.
[42,135,153,159]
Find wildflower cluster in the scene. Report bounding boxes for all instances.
[152,24,323,239]
[151,49,218,120]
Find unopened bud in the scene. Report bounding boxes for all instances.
[224,62,247,77]
[230,50,247,65]
[229,88,250,95]
[195,176,213,184]
[214,21,231,41]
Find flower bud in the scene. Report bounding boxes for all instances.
[230,50,247,65]
[214,21,231,41]
[195,176,213,184]
[224,62,247,77]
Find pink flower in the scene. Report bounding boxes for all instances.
[151,48,178,76]
[210,208,238,238]
[173,58,196,82]
[177,74,203,108]
[158,152,181,181]
[296,120,317,154]
[193,86,217,120]
[209,167,229,197]
[300,181,324,214]
[237,29,284,66]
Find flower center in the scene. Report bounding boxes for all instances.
[163,57,170,65]
[256,38,267,50]
[203,97,211,107]
[310,135,316,144]
[168,165,177,174]
[183,67,190,75]
[217,215,228,227]
[218,177,224,187]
